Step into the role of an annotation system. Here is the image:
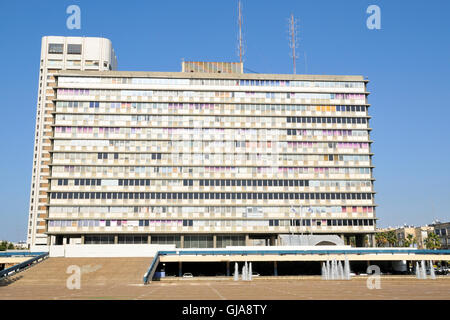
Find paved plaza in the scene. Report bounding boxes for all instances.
[0,258,449,300]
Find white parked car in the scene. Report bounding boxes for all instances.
[183,273,193,278]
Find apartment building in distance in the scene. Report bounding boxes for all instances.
[377,225,434,249]
[432,221,450,249]
[27,36,376,249]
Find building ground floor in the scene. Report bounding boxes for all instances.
[158,260,432,277]
[48,233,376,248]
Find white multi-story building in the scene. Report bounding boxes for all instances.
[28,37,376,248]
[27,36,117,246]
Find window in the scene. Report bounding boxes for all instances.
[67,44,82,54]
[85,60,99,66]
[48,43,63,54]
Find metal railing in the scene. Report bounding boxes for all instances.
[143,253,160,284]
[0,251,48,257]
[156,249,450,256]
[0,253,49,279]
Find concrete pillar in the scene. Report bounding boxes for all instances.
[80,235,85,244]
[147,235,151,244]
[270,235,275,246]
[245,234,250,246]
[178,261,182,277]
[180,235,184,248]
[274,261,278,276]
[226,261,230,276]
[213,235,217,248]
[370,234,376,247]
[114,235,118,244]
[51,235,56,245]
[62,236,67,245]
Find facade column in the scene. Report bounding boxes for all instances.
[147,235,151,244]
[180,235,184,248]
[114,235,118,244]
[178,261,182,277]
[226,261,230,276]
[274,261,278,276]
[371,234,376,247]
[245,234,250,246]
[80,235,85,244]
[213,235,217,248]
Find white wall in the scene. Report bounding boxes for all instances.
[49,244,176,258]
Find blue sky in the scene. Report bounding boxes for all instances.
[0,0,449,241]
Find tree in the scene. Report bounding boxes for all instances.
[425,232,441,250]
[375,232,387,247]
[0,241,8,251]
[349,236,356,247]
[0,241,15,251]
[386,231,398,247]
[404,234,416,248]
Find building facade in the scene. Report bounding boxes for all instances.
[28,37,376,248]
[27,36,117,247]
[376,226,434,249]
[432,221,450,249]
[397,226,432,249]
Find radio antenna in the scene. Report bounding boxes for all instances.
[238,0,244,64]
[288,13,299,74]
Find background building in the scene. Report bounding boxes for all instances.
[28,36,376,248]
[431,221,450,249]
[376,225,434,249]
[395,226,433,249]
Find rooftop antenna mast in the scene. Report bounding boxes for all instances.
[238,0,244,64]
[288,13,299,74]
